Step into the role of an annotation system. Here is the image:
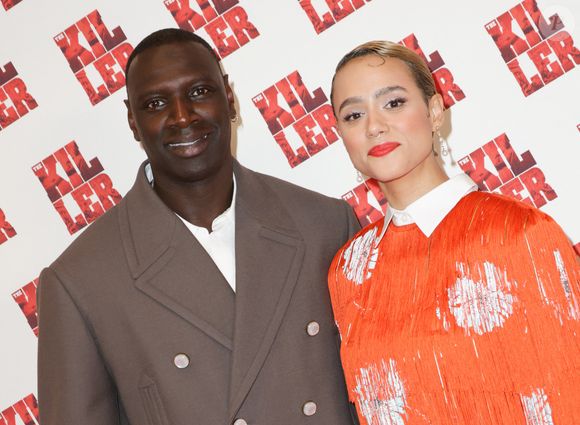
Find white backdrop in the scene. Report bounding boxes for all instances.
[1,0,579,420]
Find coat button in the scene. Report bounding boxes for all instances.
[233,419,247,425]
[173,353,190,369]
[306,321,320,336]
[302,400,317,416]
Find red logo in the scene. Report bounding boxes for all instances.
[299,0,371,34]
[485,0,579,96]
[458,133,557,208]
[0,208,17,245]
[342,179,388,227]
[253,70,338,168]
[54,10,133,105]
[0,62,38,131]
[12,278,39,337]
[1,0,22,11]
[31,141,122,235]
[0,394,39,425]
[399,34,466,109]
[164,0,259,59]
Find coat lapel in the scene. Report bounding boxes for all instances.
[228,163,305,418]
[119,163,235,350]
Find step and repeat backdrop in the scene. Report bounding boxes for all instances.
[0,0,579,420]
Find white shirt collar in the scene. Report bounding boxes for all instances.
[145,162,154,185]
[377,173,477,241]
[177,178,237,234]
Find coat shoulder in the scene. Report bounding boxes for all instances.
[48,197,126,276]
[251,169,348,216]
[239,167,360,247]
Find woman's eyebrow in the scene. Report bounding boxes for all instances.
[374,85,407,98]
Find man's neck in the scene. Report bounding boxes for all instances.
[152,162,235,232]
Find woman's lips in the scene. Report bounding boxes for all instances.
[368,142,400,157]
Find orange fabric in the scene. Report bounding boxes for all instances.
[329,192,580,425]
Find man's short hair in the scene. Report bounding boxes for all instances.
[125,28,220,88]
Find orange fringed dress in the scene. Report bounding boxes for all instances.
[328,191,580,425]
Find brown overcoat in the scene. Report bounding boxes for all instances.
[38,160,359,425]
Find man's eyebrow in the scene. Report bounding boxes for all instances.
[337,86,408,113]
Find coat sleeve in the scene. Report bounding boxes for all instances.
[37,266,121,425]
[344,200,361,240]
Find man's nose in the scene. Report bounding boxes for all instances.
[366,108,388,138]
[168,97,198,128]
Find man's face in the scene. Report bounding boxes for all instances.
[125,42,235,186]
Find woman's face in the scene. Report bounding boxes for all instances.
[332,55,443,185]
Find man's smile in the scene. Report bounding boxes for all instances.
[166,133,210,148]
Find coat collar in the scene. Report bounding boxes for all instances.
[119,161,236,350]
[118,160,306,418]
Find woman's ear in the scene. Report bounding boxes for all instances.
[429,93,445,131]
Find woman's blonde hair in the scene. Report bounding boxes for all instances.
[330,40,437,107]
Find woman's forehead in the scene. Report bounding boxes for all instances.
[333,57,416,96]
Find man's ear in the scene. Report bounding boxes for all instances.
[429,93,445,131]
[223,74,236,119]
[124,99,140,142]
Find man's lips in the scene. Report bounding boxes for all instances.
[166,133,209,148]
[368,142,400,157]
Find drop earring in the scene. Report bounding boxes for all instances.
[356,170,363,182]
[436,129,449,157]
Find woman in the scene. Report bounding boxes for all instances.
[328,41,580,425]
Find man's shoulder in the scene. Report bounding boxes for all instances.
[239,166,357,242]
[50,193,127,273]
[246,166,344,211]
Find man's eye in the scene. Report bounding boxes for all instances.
[343,112,362,122]
[145,99,165,110]
[384,98,406,109]
[190,87,210,97]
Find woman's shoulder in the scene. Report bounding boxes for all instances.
[330,219,383,276]
[454,190,560,235]
[341,218,384,250]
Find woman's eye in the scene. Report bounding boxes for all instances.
[145,99,165,110]
[385,98,406,109]
[344,112,362,122]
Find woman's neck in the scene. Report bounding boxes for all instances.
[378,157,449,210]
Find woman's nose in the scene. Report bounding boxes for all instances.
[366,108,388,138]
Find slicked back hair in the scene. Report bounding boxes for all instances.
[330,40,437,109]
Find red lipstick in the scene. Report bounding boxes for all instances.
[368,142,400,157]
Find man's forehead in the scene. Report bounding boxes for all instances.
[128,41,221,82]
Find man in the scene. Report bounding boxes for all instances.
[38,28,360,425]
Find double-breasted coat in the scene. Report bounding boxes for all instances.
[38,160,360,425]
